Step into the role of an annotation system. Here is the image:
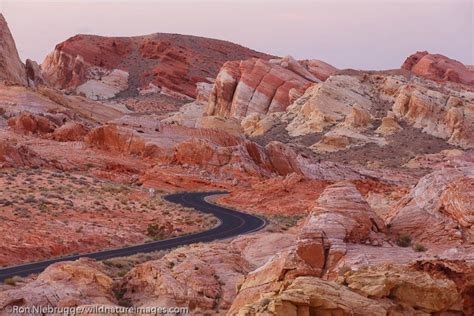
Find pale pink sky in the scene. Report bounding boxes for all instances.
[1,0,473,69]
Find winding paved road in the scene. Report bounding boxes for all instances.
[0,191,266,282]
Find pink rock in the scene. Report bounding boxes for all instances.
[402,51,474,85]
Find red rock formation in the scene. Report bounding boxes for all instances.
[387,167,474,246]
[0,14,26,85]
[300,59,339,81]
[206,58,315,119]
[42,33,273,98]
[0,258,114,309]
[7,112,56,135]
[85,124,146,155]
[402,51,474,85]
[0,136,45,168]
[52,121,88,142]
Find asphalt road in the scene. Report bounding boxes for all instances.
[0,191,266,282]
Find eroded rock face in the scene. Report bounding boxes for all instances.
[345,264,462,312]
[25,59,45,88]
[234,262,471,316]
[0,259,114,312]
[285,73,474,150]
[0,14,26,86]
[7,113,56,135]
[85,124,146,156]
[0,135,45,168]
[122,233,294,314]
[392,84,474,149]
[42,34,273,99]
[206,58,316,120]
[387,167,474,245]
[300,59,339,81]
[286,75,374,136]
[52,121,88,142]
[402,51,474,85]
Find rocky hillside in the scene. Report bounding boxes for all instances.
[41,33,274,100]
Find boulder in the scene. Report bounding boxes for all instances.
[52,121,89,141]
[7,112,56,135]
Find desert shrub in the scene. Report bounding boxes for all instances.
[4,277,16,286]
[147,224,166,240]
[396,234,412,247]
[414,243,426,252]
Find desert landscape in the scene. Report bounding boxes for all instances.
[0,3,473,315]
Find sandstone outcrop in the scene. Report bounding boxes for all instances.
[0,14,26,85]
[52,121,88,141]
[42,34,273,99]
[344,264,463,312]
[392,84,474,149]
[402,51,474,85]
[7,112,56,135]
[387,166,474,245]
[25,59,45,87]
[0,259,115,312]
[240,112,278,137]
[76,69,129,100]
[206,58,316,120]
[284,72,474,150]
[234,261,472,315]
[286,75,374,136]
[375,112,403,135]
[0,134,45,168]
[85,124,147,156]
[229,182,386,314]
[122,233,294,313]
[299,59,339,81]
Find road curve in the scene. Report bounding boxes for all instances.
[0,191,266,282]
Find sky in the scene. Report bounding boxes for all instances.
[0,0,472,70]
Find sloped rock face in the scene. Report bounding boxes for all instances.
[392,84,474,149]
[0,136,45,168]
[206,58,317,120]
[402,51,474,85]
[387,167,474,245]
[85,124,146,155]
[299,59,339,81]
[0,259,114,312]
[0,14,26,85]
[286,75,375,136]
[42,34,273,99]
[344,264,463,312]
